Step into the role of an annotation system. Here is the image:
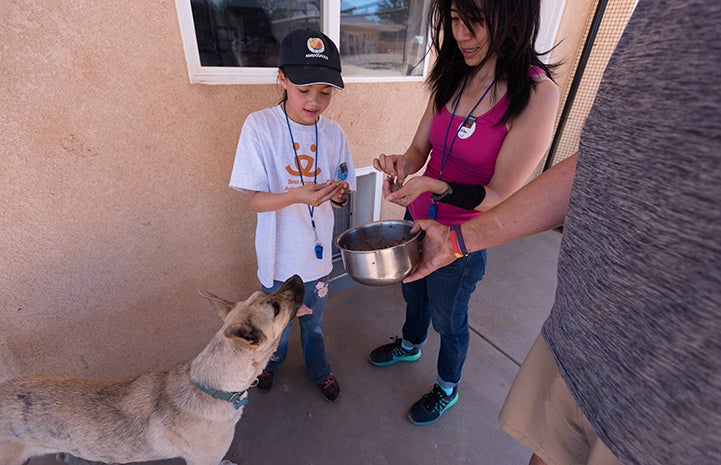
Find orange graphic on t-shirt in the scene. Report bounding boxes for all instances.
[285,143,321,178]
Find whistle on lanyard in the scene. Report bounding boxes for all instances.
[428,203,438,220]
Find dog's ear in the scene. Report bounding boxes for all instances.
[224,321,266,345]
[199,290,234,320]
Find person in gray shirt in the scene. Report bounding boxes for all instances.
[404,1,721,463]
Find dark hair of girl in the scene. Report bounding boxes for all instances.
[278,67,289,105]
[426,0,557,124]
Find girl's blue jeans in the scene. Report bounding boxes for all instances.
[262,277,331,385]
[401,249,488,389]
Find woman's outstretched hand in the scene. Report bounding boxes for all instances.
[403,219,456,282]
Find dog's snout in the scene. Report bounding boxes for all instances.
[277,274,305,305]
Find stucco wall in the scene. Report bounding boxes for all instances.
[0,1,424,380]
[0,1,589,381]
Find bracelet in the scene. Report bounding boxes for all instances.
[331,198,348,208]
[449,224,469,258]
[431,183,453,202]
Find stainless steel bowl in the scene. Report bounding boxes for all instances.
[335,220,421,286]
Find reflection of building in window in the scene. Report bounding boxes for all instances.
[340,0,427,76]
[188,0,427,76]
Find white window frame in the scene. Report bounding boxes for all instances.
[538,0,567,63]
[175,0,566,85]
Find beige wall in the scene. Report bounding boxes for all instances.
[0,1,589,381]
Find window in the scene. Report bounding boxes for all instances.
[176,0,431,84]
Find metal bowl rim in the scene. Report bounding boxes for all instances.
[334,220,420,252]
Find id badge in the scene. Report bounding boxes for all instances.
[335,163,348,181]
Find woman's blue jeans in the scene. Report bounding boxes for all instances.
[262,277,330,385]
[401,249,488,388]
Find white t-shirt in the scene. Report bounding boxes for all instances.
[229,105,356,287]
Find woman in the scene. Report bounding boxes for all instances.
[369,0,560,425]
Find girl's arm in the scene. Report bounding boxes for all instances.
[247,181,342,213]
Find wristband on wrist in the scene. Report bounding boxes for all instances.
[431,183,453,202]
[449,224,469,258]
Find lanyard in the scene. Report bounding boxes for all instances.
[438,78,496,180]
[430,78,495,220]
[283,103,323,260]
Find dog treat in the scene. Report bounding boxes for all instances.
[388,176,403,192]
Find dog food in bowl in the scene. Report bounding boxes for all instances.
[335,220,420,286]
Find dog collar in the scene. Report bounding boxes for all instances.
[194,382,248,410]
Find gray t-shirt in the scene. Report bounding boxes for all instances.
[542,1,721,464]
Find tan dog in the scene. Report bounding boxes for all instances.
[0,275,307,465]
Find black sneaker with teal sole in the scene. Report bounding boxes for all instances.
[369,336,421,366]
[408,383,458,425]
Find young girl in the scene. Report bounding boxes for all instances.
[229,29,355,403]
[369,0,560,424]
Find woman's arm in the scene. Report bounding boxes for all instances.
[404,154,577,281]
[479,78,560,210]
[373,97,435,182]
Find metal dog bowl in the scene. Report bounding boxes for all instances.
[335,220,421,286]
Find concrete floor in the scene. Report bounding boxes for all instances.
[31,230,562,465]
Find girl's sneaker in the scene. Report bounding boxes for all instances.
[408,383,458,425]
[369,336,421,366]
[318,373,341,403]
[255,370,274,392]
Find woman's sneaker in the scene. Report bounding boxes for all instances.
[369,336,421,366]
[318,373,341,403]
[255,370,274,392]
[407,383,459,425]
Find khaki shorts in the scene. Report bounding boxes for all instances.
[499,335,622,465]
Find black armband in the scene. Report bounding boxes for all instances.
[432,182,486,210]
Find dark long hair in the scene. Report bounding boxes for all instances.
[426,0,556,124]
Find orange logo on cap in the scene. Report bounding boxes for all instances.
[307,38,325,54]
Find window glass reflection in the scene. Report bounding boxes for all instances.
[189,0,429,77]
[340,0,429,77]
[191,0,321,67]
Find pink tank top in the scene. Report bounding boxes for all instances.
[408,67,544,226]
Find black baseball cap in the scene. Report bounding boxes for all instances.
[279,29,344,89]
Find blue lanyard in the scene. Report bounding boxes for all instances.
[430,78,495,220]
[437,78,496,181]
[283,103,323,260]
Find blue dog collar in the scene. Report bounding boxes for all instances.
[194,382,248,410]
